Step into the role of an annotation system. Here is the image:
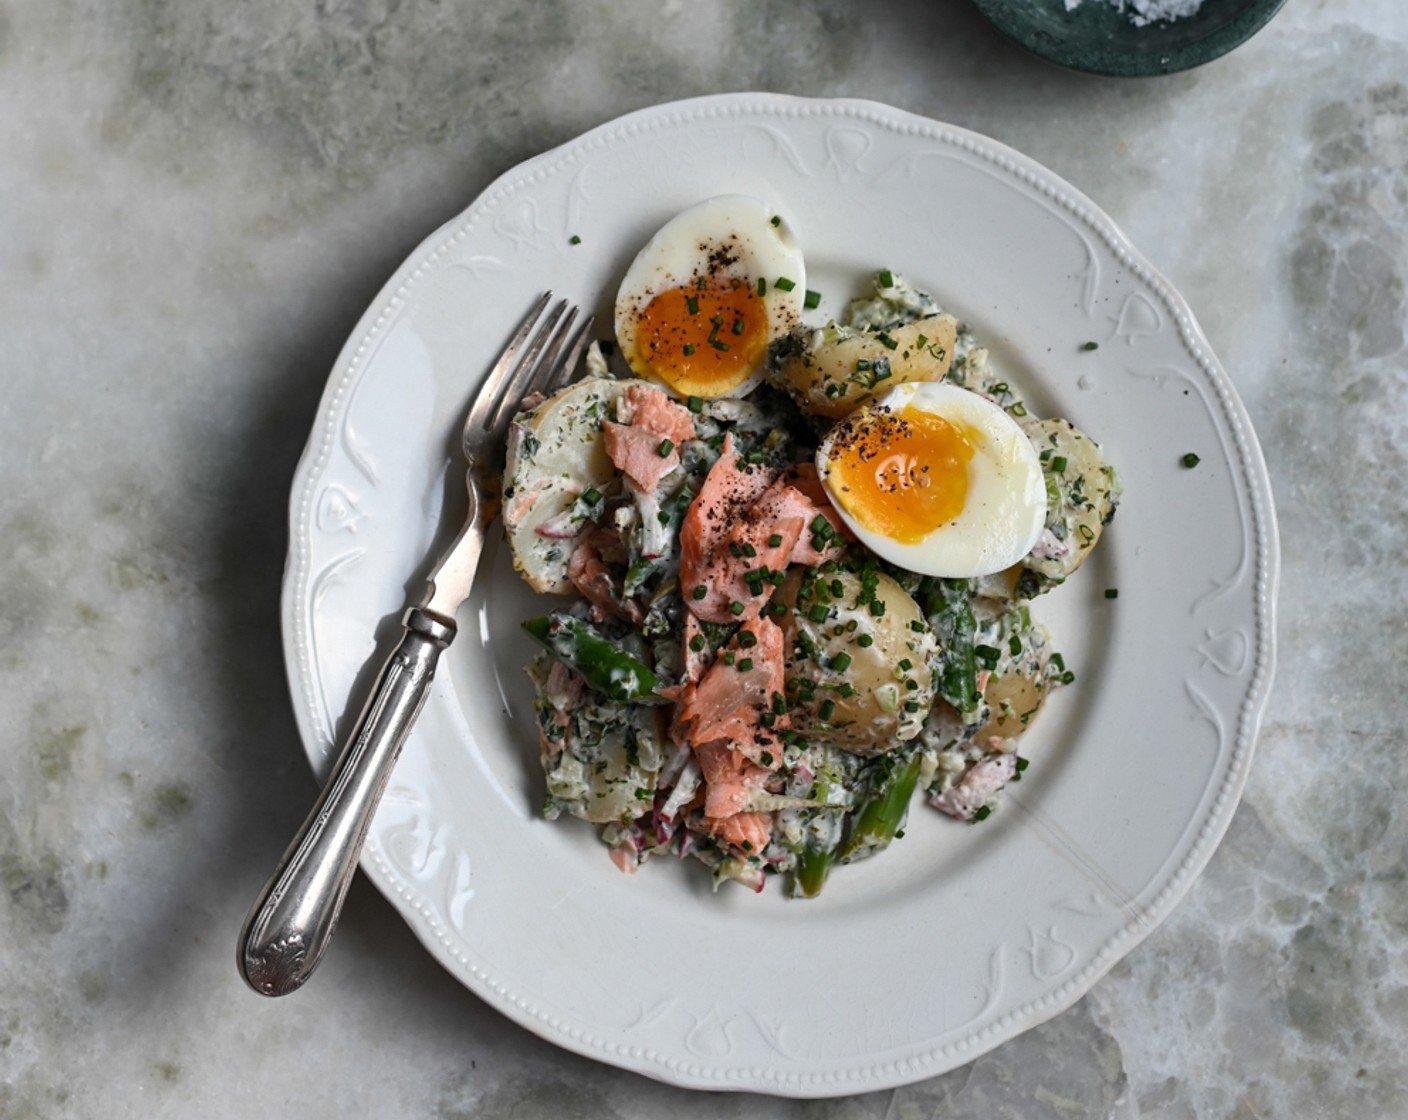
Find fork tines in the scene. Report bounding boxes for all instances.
[479,294,595,435]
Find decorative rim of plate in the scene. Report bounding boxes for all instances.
[969,0,1290,77]
[280,92,1279,1094]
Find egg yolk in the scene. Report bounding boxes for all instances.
[827,405,975,543]
[634,281,769,398]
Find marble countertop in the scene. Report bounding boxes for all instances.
[2,1,1405,1116]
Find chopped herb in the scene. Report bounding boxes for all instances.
[738,630,757,649]
[1182,452,1201,469]
[686,295,699,315]
[711,339,730,352]
[687,395,703,413]
[757,278,767,296]
[770,215,781,228]
[657,438,674,457]
[738,658,754,672]
[876,331,898,351]
[732,318,745,336]
[682,344,696,357]
[774,276,796,292]
[856,634,874,648]
[768,533,783,548]
[878,269,894,288]
[803,289,821,310]
[723,652,735,666]
[1082,341,1099,351]
[1009,634,1022,655]
[693,586,707,601]
[1105,588,1119,599]
[1051,455,1068,474]
[973,805,992,822]
[689,633,706,652]
[581,487,602,505]
[818,699,836,721]
[807,604,829,624]
[730,601,746,617]
[569,234,582,245]
[831,652,852,672]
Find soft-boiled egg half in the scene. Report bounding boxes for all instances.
[817,382,1047,578]
[614,196,806,399]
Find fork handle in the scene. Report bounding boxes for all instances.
[238,607,456,996]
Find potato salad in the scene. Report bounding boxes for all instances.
[503,197,1119,896]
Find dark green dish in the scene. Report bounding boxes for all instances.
[970,0,1288,77]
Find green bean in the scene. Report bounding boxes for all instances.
[521,614,665,704]
[791,841,837,899]
[838,752,923,864]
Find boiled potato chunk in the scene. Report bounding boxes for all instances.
[503,377,633,594]
[974,665,1049,742]
[778,315,958,419]
[1018,417,1119,587]
[777,568,939,755]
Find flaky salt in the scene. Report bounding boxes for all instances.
[1063,0,1205,26]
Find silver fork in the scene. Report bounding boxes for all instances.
[239,293,592,997]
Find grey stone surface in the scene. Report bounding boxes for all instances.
[1,1,1405,1116]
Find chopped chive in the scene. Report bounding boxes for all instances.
[693,586,707,601]
[803,289,821,310]
[738,658,753,672]
[1009,635,1022,655]
[974,806,992,822]
[757,277,767,296]
[581,487,602,505]
[741,543,757,558]
[830,652,852,672]
[857,634,874,648]
[1082,341,1099,351]
[878,269,894,288]
[686,295,699,315]
[1105,588,1119,599]
[732,318,745,335]
[768,534,783,548]
[898,658,912,672]
[657,438,674,457]
[1051,455,1068,474]
[569,234,582,245]
[689,633,706,652]
[877,332,898,351]
[687,395,703,413]
[855,358,872,372]
[770,214,781,227]
[730,601,746,617]
[711,340,730,351]
[838,683,854,698]
[915,333,927,349]
[682,344,695,356]
[1182,452,1201,469]
[723,652,735,666]
[807,604,829,624]
[739,630,757,649]
[774,277,796,292]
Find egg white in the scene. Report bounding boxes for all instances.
[614,195,806,398]
[817,381,1048,578]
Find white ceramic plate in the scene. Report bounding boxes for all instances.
[281,94,1278,1096]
